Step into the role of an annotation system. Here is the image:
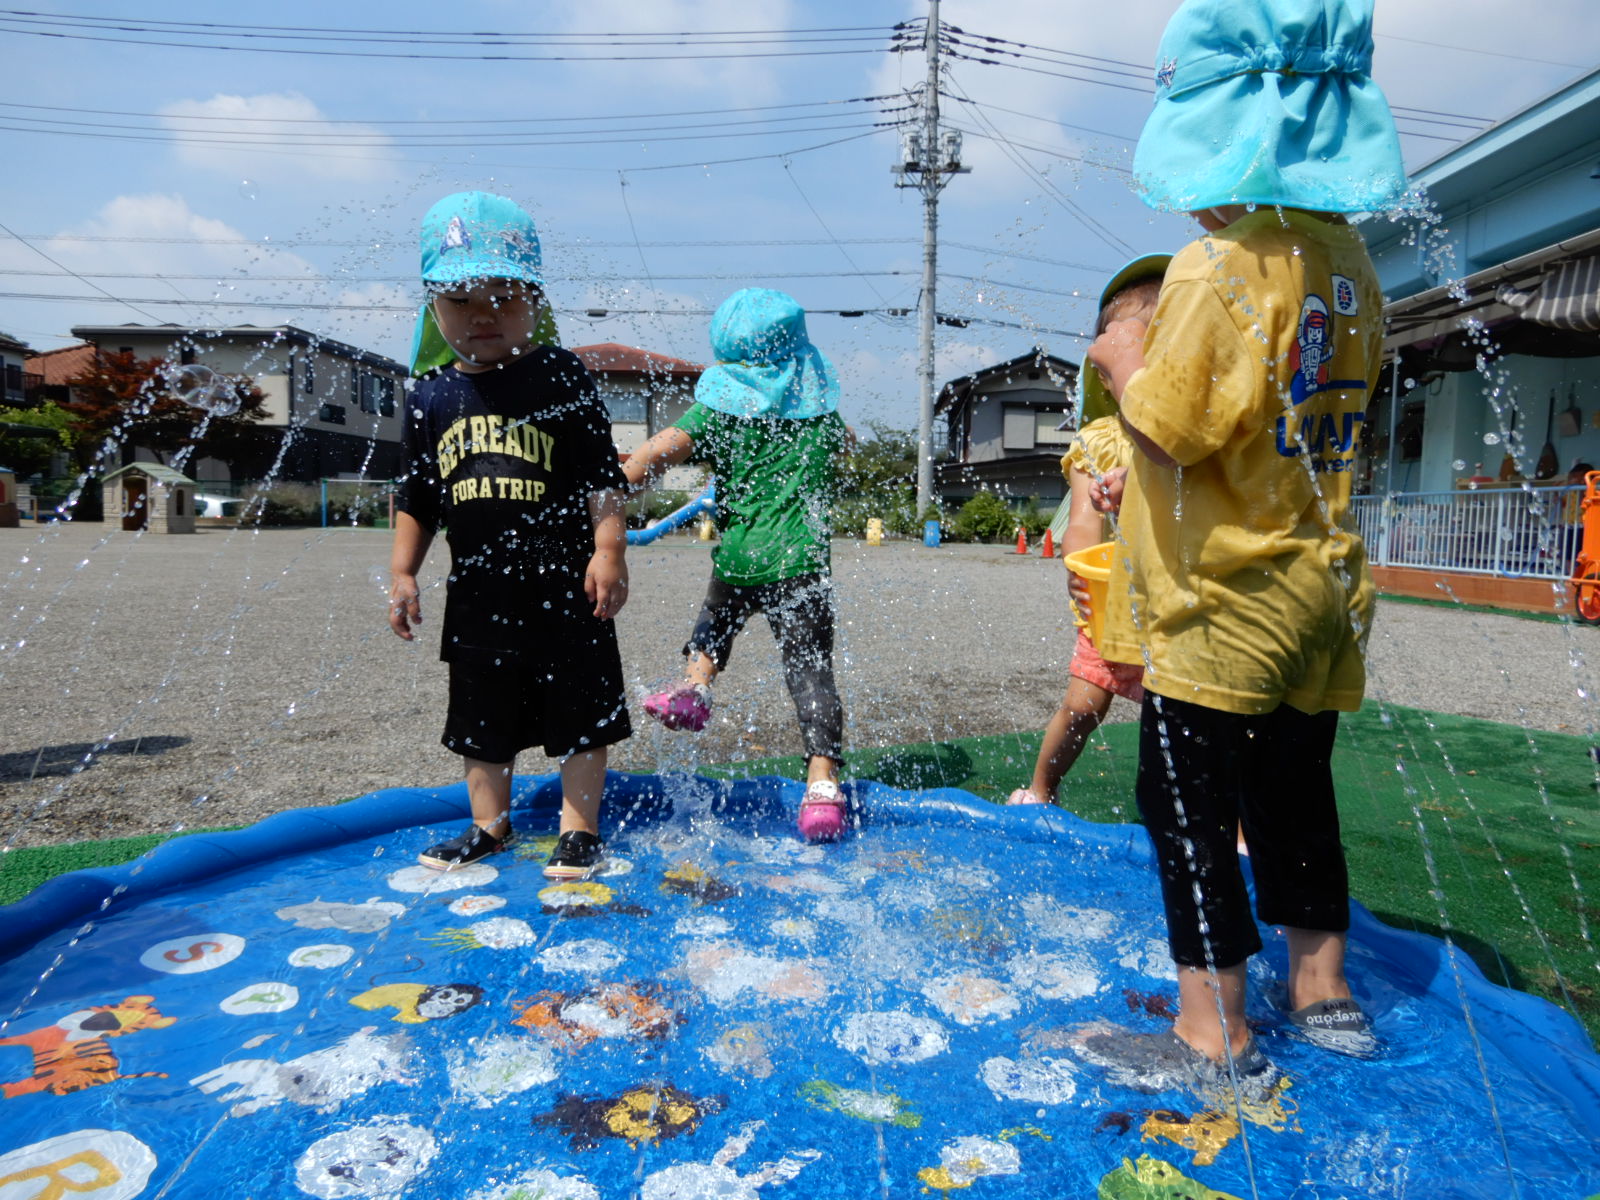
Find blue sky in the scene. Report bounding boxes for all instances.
[3,1,1597,427]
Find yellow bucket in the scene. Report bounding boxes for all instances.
[1063,541,1114,647]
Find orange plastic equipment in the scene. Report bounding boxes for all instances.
[1568,471,1600,624]
[1041,528,1055,558]
[1015,527,1028,554]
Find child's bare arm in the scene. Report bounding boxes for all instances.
[1086,318,1179,468]
[1064,465,1104,613]
[389,510,434,641]
[622,427,695,493]
[585,489,628,620]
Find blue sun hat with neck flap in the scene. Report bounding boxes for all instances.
[409,191,560,375]
[1133,0,1405,215]
[694,288,839,419]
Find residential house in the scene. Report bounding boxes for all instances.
[1358,67,1600,611]
[933,348,1079,506]
[66,323,408,485]
[574,341,704,492]
[0,330,31,408]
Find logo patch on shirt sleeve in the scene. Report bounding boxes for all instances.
[1332,274,1358,316]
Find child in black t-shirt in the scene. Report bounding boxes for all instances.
[389,191,631,880]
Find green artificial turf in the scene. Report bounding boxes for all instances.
[4,703,1596,1045]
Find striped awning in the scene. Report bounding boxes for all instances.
[1497,253,1600,332]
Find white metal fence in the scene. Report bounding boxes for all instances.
[1349,485,1584,580]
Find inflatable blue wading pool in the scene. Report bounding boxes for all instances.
[1,775,1597,1199]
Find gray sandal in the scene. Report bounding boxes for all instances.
[1287,997,1379,1058]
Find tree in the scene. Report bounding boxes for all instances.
[0,403,75,477]
[61,350,268,473]
[834,422,924,536]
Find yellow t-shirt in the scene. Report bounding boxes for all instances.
[1097,210,1378,716]
[1061,415,1135,557]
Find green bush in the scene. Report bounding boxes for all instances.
[248,482,321,527]
[324,482,394,527]
[950,492,1019,543]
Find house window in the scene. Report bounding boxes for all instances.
[1001,406,1036,451]
[303,358,315,396]
[378,376,396,418]
[1033,410,1072,446]
[604,389,648,424]
[180,346,196,365]
[319,403,348,425]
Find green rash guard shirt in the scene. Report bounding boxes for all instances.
[674,403,846,587]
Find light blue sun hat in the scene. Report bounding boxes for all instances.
[1132,0,1405,215]
[1078,252,1173,427]
[409,191,559,375]
[694,288,839,419]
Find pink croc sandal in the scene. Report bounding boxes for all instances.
[798,780,847,842]
[643,683,712,732]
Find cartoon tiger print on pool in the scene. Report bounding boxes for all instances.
[0,995,176,1099]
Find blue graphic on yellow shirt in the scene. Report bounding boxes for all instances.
[1278,293,1368,470]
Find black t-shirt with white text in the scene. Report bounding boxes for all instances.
[397,347,626,663]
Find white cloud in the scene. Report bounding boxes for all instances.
[159,92,397,183]
[550,0,798,102]
[0,194,410,355]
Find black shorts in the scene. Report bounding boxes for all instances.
[442,645,631,763]
[1135,694,1349,969]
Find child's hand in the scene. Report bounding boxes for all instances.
[1085,318,1148,402]
[1091,467,1127,514]
[585,549,628,620]
[1068,572,1093,618]
[389,574,422,640]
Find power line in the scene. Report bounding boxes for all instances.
[0,113,899,149]
[0,94,899,127]
[0,11,890,44]
[0,120,893,174]
[2,232,1108,273]
[942,77,1132,257]
[1375,30,1588,70]
[0,290,1073,329]
[0,221,168,324]
[0,16,893,63]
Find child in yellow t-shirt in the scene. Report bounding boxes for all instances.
[1073,0,1405,1103]
[1008,255,1167,807]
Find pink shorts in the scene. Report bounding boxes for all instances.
[1069,628,1145,702]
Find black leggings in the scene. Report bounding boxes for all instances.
[1135,693,1350,969]
[685,573,844,763]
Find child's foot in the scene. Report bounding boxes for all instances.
[419,824,513,870]
[1076,1027,1283,1104]
[797,780,847,842]
[1007,787,1048,806]
[643,683,712,732]
[544,830,606,880]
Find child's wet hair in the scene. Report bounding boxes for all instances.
[1096,278,1163,335]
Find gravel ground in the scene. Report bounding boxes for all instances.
[2,521,1596,847]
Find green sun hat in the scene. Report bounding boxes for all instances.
[1078,253,1173,427]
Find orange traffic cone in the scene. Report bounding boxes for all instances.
[1015,527,1028,555]
[1040,528,1054,558]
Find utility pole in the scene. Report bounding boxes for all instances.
[891,0,968,523]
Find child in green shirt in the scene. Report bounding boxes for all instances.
[624,288,849,842]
